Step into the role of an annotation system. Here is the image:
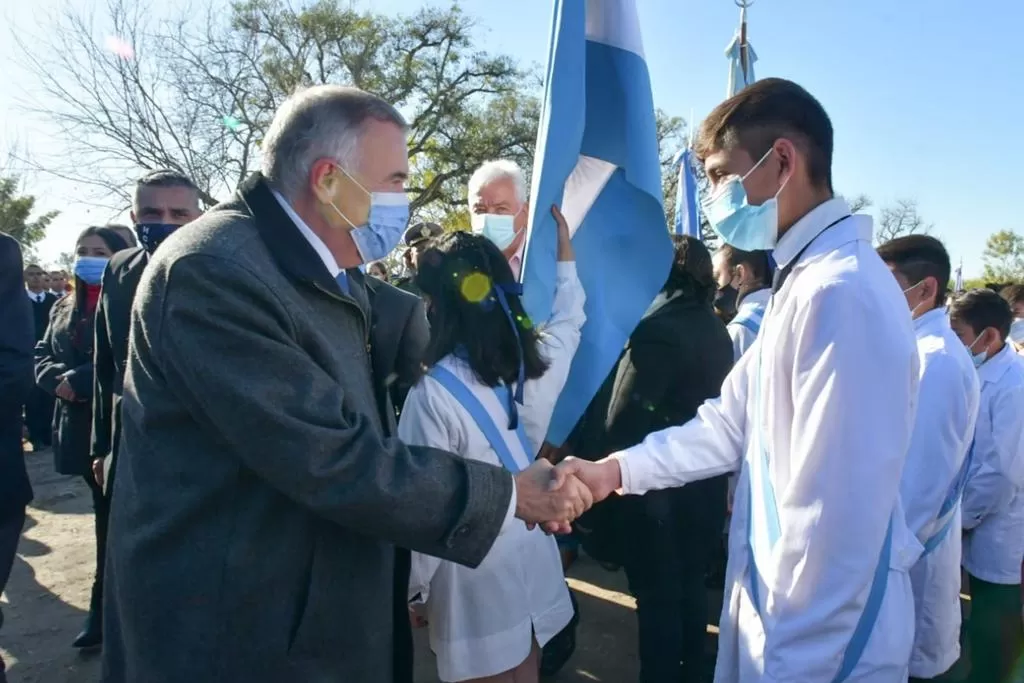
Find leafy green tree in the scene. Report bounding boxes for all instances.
[0,175,59,259]
[982,230,1024,282]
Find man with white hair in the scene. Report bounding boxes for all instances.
[469,159,530,280]
[102,85,591,683]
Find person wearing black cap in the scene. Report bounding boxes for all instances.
[395,221,443,296]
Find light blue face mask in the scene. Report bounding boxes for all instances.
[328,166,410,263]
[701,148,790,251]
[471,209,523,251]
[968,335,988,368]
[73,256,109,285]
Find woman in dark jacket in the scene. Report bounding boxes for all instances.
[573,235,734,683]
[35,226,128,649]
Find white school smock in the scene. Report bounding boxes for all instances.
[613,198,923,683]
[727,287,771,362]
[962,344,1024,585]
[900,308,980,678]
[399,261,586,682]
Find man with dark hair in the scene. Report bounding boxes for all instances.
[48,270,69,296]
[555,78,922,681]
[947,289,1024,683]
[23,263,57,451]
[1000,284,1024,343]
[712,245,772,360]
[0,233,34,683]
[877,235,979,681]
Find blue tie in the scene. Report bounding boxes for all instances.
[335,271,349,295]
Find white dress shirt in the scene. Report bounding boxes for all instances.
[508,240,526,282]
[962,343,1024,584]
[26,289,47,303]
[613,198,922,683]
[727,287,771,362]
[900,308,980,678]
[271,190,520,525]
[400,262,585,682]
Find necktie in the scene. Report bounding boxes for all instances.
[335,271,350,296]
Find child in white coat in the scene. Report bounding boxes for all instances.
[399,207,585,683]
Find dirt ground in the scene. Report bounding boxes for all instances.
[4,447,703,683]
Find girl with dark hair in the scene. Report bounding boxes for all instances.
[401,208,585,683]
[35,226,128,650]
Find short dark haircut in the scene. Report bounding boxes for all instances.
[717,244,772,288]
[876,234,951,309]
[664,235,717,304]
[1000,284,1024,308]
[416,231,549,388]
[24,263,43,272]
[695,78,834,191]
[134,169,200,208]
[949,289,1013,340]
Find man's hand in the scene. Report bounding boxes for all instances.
[54,377,76,402]
[92,457,105,489]
[513,458,592,527]
[553,205,574,262]
[553,457,622,504]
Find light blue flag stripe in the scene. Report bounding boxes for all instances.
[673,148,701,238]
[521,0,673,446]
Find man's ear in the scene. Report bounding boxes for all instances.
[130,211,137,224]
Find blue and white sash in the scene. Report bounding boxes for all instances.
[920,441,974,556]
[747,307,892,683]
[730,299,767,336]
[427,365,532,474]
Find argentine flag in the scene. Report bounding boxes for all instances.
[674,147,701,238]
[521,0,673,446]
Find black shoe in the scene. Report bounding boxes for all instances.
[72,622,102,649]
[73,583,103,649]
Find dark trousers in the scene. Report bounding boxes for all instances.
[391,547,413,683]
[620,479,727,683]
[966,573,1022,683]
[23,387,53,447]
[0,508,26,683]
[85,473,109,621]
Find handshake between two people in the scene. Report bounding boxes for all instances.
[512,456,624,534]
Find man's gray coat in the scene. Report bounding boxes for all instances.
[101,174,514,682]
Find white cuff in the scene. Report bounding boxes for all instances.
[610,452,633,494]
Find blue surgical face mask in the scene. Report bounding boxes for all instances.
[968,335,988,368]
[327,166,410,263]
[135,223,181,254]
[471,209,523,251]
[702,149,790,251]
[73,256,109,285]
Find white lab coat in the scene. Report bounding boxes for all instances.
[727,287,771,362]
[399,262,586,682]
[614,198,923,683]
[900,308,980,678]
[962,344,1024,585]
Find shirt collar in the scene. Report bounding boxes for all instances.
[271,190,341,278]
[978,343,1018,385]
[772,197,854,270]
[509,241,526,280]
[26,290,43,302]
[913,307,948,334]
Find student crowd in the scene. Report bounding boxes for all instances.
[0,77,1021,683]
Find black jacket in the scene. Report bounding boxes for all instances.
[29,291,58,341]
[572,293,734,563]
[365,276,429,418]
[35,286,97,476]
[0,233,35,518]
[91,247,149,487]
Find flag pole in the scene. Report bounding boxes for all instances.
[736,0,755,88]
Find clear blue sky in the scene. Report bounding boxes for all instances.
[2,0,1021,276]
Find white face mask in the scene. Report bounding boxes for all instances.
[968,334,988,368]
[902,280,926,318]
[471,206,524,251]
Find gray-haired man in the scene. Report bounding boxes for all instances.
[102,85,591,683]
